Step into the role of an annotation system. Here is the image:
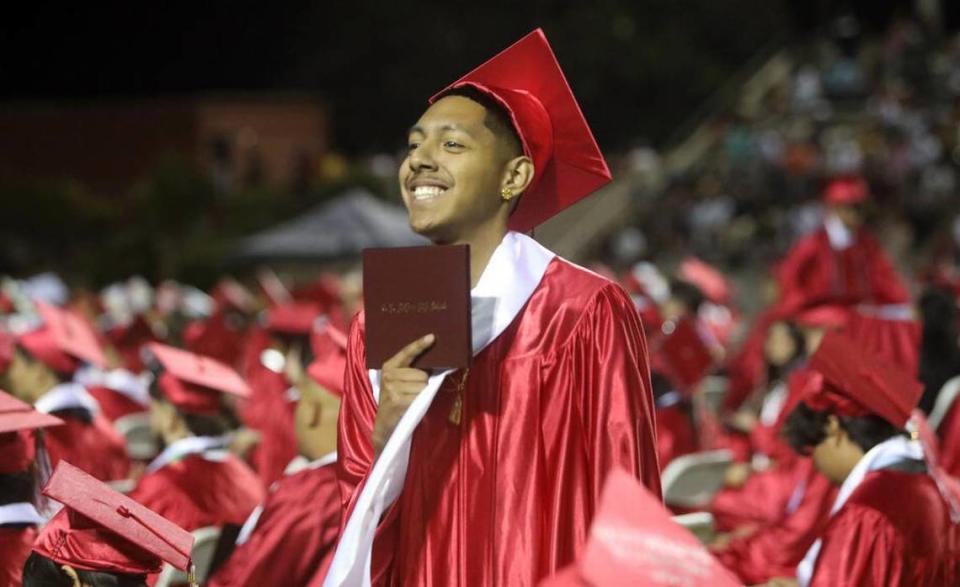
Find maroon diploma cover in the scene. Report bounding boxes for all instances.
[362,244,471,369]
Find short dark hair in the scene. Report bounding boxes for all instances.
[0,471,35,506]
[783,402,905,454]
[22,552,147,587]
[669,279,706,315]
[440,86,523,157]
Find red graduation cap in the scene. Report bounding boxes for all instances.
[307,322,348,397]
[0,389,63,474]
[678,257,732,306]
[147,342,251,415]
[431,28,612,232]
[34,461,195,575]
[540,468,740,586]
[265,302,322,336]
[804,331,923,427]
[654,319,714,395]
[823,176,869,205]
[25,301,107,370]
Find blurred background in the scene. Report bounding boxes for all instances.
[1,0,959,316]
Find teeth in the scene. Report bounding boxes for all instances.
[412,185,446,200]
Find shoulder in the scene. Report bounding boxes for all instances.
[843,470,947,539]
[538,257,632,313]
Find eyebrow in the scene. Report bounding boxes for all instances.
[407,123,477,138]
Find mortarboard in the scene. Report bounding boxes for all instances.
[146,343,251,415]
[19,301,107,373]
[678,257,732,306]
[34,461,195,576]
[653,319,714,396]
[539,468,740,586]
[803,331,923,427]
[823,176,869,206]
[307,322,348,397]
[0,389,63,474]
[431,28,612,232]
[264,302,322,336]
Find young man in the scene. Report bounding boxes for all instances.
[23,461,195,587]
[208,322,345,587]
[129,343,265,532]
[4,302,130,482]
[0,390,62,585]
[767,331,960,586]
[323,30,659,586]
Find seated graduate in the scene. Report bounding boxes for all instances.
[129,343,265,532]
[0,390,62,585]
[208,322,345,587]
[4,302,130,482]
[23,461,194,587]
[764,331,960,587]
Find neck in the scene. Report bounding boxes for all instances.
[451,223,509,288]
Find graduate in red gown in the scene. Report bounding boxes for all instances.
[208,322,345,587]
[763,331,960,586]
[5,302,131,482]
[0,390,62,586]
[320,29,659,587]
[129,343,265,531]
[24,461,195,587]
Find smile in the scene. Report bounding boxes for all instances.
[412,185,448,201]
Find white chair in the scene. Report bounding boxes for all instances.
[155,526,221,587]
[113,412,160,461]
[928,375,960,432]
[672,511,717,544]
[661,449,733,508]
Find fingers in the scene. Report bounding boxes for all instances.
[383,333,436,369]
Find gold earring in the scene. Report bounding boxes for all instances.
[501,187,513,201]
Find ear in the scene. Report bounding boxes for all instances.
[500,155,535,203]
[61,564,83,587]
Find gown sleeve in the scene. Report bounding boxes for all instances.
[335,314,379,511]
[809,504,906,587]
[574,284,661,499]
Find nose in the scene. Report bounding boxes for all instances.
[407,141,438,172]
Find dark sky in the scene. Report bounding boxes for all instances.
[0,1,926,154]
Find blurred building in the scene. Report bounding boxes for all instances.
[0,93,329,194]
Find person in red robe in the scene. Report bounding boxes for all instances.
[4,302,131,482]
[0,390,62,586]
[129,343,265,531]
[319,29,659,587]
[762,331,960,586]
[208,323,345,587]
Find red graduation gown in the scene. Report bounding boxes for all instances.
[938,403,960,478]
[775,227,909,312]
[0,526,36,586]
[208,463,341,587]
[129,453,265,531]
[809,469,960,586]
[714,461,836,584]
[44,413,131,481]
[330,260,660,586]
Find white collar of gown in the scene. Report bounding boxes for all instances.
[324,231,556,587]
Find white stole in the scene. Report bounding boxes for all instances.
[0,502,45,526]
[796,435,923,585]
[34,382,100,415]
[323,231,555,587]
[144,435,231,474]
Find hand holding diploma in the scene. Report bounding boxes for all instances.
[372,333,436,456]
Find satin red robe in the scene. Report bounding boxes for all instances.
[44,412,131,481]
[714,460,836,584]
[809,468,960,585]
[328,260,660,586]
[208,463,341,587]
[775,226,909,313]
[129,453,265,531]
[938,402,960,478]
[0,526,36,586]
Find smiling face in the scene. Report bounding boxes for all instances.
[399,95,525,243]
